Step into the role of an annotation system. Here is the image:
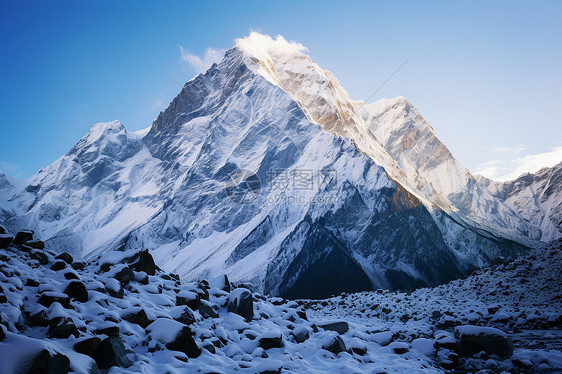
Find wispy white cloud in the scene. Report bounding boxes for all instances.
[475,146,562,182]
[179,46,226,74]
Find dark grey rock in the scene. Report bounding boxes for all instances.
[55,252,73,264]
[64,281,88,302]
[23,350,70,374]
[127,249,156,275]
[319,321,348,334]
[198,300,219,319]
[93,337,133,370]
[121,308,151,328]
[0,234,13,249]
[176,292,200,310]
[227,288,253,322]
[24,240,44,250]
[165,325,202,358]
[172,307,196,325]
[454,325,514,358]
[74,337,102,357]
[30,250,48,265]
[71,261,86,271]
[106,281,124,299]
[13,230,33,245]
[26,308,49,327]
[48,317,79,339]
[259,333,284,349]
[37,292,71,308]
[113,267,134,285]
[322,335,347,355]
[94,324,120,337]
[63,271,80,280]
[292,326,309,343]
[50,260,67,271]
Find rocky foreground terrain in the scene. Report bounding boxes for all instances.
[0,224,561,373]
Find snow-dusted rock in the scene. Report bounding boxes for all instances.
[318,320,348,334]
[454,325,513,358]
[146,318,202,358]
[227,288,253,322]
[258,331,284,349]
[321,333,347,355]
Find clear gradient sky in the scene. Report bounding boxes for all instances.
[1,0,561,180]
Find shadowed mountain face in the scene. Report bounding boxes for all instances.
[0,34,555,298]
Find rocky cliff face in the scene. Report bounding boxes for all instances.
[1,33,556,297]
[483,161,562,242]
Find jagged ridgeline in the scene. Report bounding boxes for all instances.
[0,33,560,298]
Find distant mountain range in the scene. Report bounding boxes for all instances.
[1,33,560,298]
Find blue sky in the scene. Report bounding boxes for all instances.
[1,0,561,180]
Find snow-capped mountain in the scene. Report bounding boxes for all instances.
[480,161,562,242]
[0,33,559,297]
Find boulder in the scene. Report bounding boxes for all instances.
[74,337,102,357]
[37,292,71,308]
[48,317,79,339]
[26,308,50,327]
[0,224,6,234]
[127,249,156,275]
[13,230,34,245]
[259,332,284,349]
[71,261,86,271]
[0,234,13,249]
[198,299,219,319]
[24,240,45,250]
[171,306,196,325]
[63,271,80,280]
[30,250,48,265]
[55,252,73,264]
[227,288,253,322]
[146,318,201,358]
[318,321,348,334]
[208,274,230,292]
[121,307,151,328]
[389,341,409,354]
[176,290,200,310]
[322,335,347,355]
[64,281,89,302]
[454,325,514,358]
[24,350,70,374]
[113,267,134,285]
[0,325,5,341]
[292,325,309,343]
[105,278,124,299]
[94,324,120,337]
[92,337,133,369]
[50,260,67,271]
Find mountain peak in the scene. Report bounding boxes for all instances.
[84,120,125,143]
[235,32,308,62]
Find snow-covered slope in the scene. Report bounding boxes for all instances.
[480,161,562,242]
[0,226,560,374]
[1,33,558,297]
[7,121,164,254]
[234,33,549,245]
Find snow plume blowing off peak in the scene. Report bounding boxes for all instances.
[235,32,308,64]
